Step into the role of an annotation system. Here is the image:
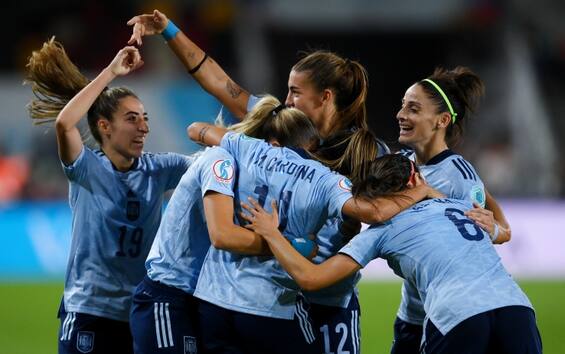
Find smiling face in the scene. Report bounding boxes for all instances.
[396,83,449,150]
[99,95,149,159]
[285,70,326,131]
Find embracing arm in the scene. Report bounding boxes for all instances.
[242,200,361,291]
[128,10,249,119]
[187,122,228,146]
[55,47,143,165]
[342,184,443,224]
[203,192,270,255]
[465,189,511,244]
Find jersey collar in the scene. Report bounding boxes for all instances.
[425,149,455,165]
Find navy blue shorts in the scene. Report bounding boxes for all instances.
[197,297,320,354]
[422,305,542,354]
[390,316,423,354]
[129,276,199,354]
[58,298,133,354]
[309,293,361,354]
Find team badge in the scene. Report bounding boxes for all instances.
[76,331,95,353]
[338,178,353,191]
[470,185,486,208]
[213,159,235,183]
[184,336,197,354]
[126,190,140,221]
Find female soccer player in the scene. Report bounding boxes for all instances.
[25,39,191,354]
[129,100,328,354]
[242,154,542,354]
[186,96,441,354]
[127,12,386,352]
[393,66,512,353]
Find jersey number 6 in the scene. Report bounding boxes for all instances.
[444,208,484,241]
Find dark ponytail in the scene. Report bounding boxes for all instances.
[352,154,414,199]
[419,66,485,144]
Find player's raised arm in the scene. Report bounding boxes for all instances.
[127,9,250,120]
[26,39,143,165]
[55,47,143,165]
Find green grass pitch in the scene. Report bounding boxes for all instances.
[0,280,563,353]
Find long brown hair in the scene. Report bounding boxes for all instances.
[292,50,369,133]
[25,37,138,144]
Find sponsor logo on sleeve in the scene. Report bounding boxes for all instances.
[338,178,353,191]
[213,159,235,183]
[470,185,486,208]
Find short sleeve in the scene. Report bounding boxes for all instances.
[316,172,353,220]
[155,153,193,190]
[216,95,261,126]
[247,95,261,111]
[338,226,387,267]
[219,131,242,157]
[199,148,236,198]
[61,146,91,184]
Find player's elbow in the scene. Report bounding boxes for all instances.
[187,122,205,142]
[55,114,73,133]
[297,274,324,292]
[495,227,512,245]
[209,231,229,250]
[209,224,237,251]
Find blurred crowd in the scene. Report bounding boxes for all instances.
[1,0,564,201]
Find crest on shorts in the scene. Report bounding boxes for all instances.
[184,336,197,354]
[213,159,234,183]
[76,331,95,353]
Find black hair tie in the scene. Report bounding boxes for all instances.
[271,104,285,116]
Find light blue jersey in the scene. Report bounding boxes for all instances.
[216,95,261,126]
[146,147,236,294]
[62,146,190,321]
[340,198,532,335]
[399,149,486,325]
[306,139,391,308]
[194,132,353,319]
[304,219,361,307]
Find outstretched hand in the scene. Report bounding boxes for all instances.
[108,46,144,76]
[127,9,169,46]
[240,198,280,238]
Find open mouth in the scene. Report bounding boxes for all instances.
[132,138,145,147]
[399,125,414,136]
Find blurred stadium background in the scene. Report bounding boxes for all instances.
[1,0,564,353]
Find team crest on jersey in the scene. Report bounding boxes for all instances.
[184,336,197,354]
[338,178,353,191]
[470,185,486,208]
[213,159,234,183]
[76,331,95,353]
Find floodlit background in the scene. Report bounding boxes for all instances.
[1,0,564,353]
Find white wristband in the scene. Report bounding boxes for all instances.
[490,223,500,242]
